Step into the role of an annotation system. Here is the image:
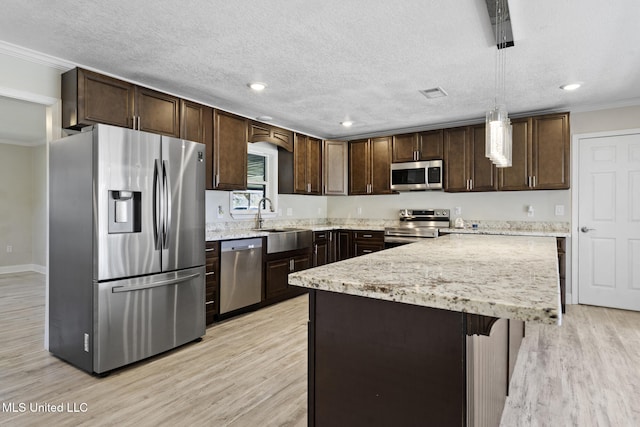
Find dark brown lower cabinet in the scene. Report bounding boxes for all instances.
[352,230,384,257]
[265,250,311,302]
[336,230,352,261]
[313,231,331,267]
[557,237,566,313]
[308,290,524,427]
[205,241,220,325]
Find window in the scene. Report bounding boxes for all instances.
[230,142,278,217]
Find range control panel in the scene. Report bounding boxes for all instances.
[398,209,450,221]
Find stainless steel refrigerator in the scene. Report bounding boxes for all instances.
[49,124,206,374]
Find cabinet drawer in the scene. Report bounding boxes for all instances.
[206,241,220,257]
[353,231,384,241]
[353,241,384,257]
[314,231,329,241]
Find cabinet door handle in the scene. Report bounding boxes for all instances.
[363,234,372,238]
[532,176,536,188]
[314,244,318,255]
[307,183,311,193]
[362,249,373,253]
[289,259,294,271]
[469,179,473,190]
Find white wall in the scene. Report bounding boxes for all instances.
[206,191,328,224]
[0,143,36,272]
[571,105,640,134]
[327,190,571,222]
[31,144,47,270]
[0,48,62,103]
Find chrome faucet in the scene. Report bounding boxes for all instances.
[255,197,274,229]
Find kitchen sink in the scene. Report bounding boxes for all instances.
[259,228,300,233]
[256,228,313,253]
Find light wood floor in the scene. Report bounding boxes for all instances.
[1,272,639,426]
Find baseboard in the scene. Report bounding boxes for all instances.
[0,264,46,275]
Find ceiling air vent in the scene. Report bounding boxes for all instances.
[419,87,448,99]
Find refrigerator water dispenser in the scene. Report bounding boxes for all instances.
[108,190,141,233]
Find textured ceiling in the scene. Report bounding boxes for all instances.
[0,0,639,139]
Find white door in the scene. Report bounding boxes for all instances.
[578,131,640,310]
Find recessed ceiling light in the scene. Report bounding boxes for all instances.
[341,121,354,127]
[248,82,267,91]
[256,115,273,121]
[560,83,581,91]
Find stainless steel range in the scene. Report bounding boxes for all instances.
[384,209,450,248]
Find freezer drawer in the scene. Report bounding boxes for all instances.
[94,266,205,373]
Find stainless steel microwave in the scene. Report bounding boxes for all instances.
[390,160,443,191]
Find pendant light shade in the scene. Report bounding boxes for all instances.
[486,106,512,167]
[485,0,512,168]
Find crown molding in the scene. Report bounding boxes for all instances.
[0,40,74,71]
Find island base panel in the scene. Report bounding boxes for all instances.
[309,290,467,427]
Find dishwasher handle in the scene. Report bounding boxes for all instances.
[226,244,258,251]
[221,238,263,253]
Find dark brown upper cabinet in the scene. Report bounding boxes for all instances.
[293,133,323,195]
[181,100,213,189]
[213,109,248,190]
[248,121,293,152]
[498,117,531,190]
[531,113,570,189]
[62,68,135,130]
[443,125,497,192]
[62,67,180,137]
[349,137,392,195]
[498,112,570,190]
[392,130,443,163]
[134,87,180,138]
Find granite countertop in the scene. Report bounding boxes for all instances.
[442,228,570,238]
[206,224,386,241]
[289,234,561,325]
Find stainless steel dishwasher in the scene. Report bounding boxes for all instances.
[220,238,263,314]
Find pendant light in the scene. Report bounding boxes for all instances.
[485,0,512,168]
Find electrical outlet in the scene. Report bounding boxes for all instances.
[286,208,293,216]
[356,207,362,215]
[555,205,565,216]
[217,205,224,219]
[527,205,534,217]
[6,245,12,253]
[454,206,462,216]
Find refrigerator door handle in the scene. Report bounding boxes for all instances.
[153,159,162,250]
[162,160,171,249]
[111,272,200,293]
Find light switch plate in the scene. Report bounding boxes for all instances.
[555,205,565,216]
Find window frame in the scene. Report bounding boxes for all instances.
[229,142,278,219]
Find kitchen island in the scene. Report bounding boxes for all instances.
[289,234,561,427]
